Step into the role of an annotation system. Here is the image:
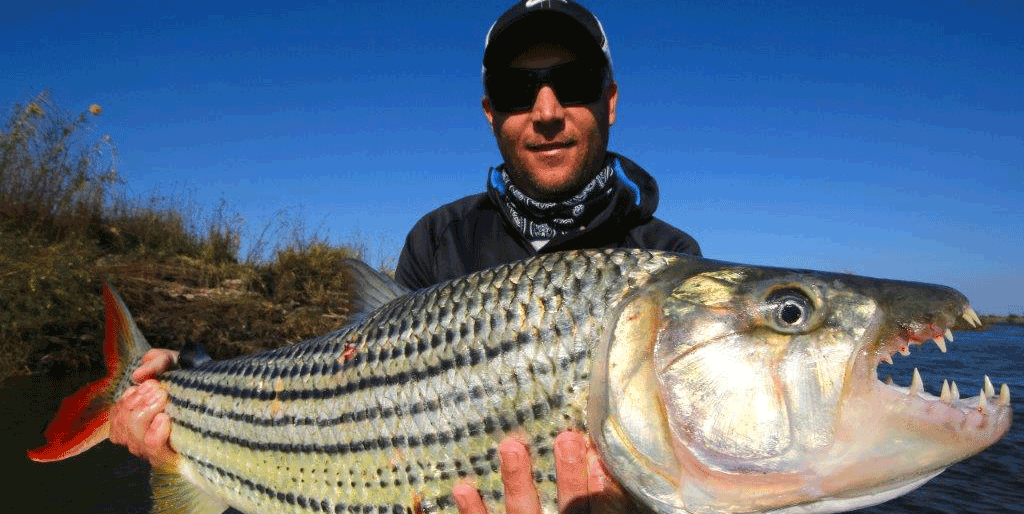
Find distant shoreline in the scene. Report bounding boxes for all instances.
[979,315,1023,326]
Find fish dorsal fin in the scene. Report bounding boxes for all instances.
[178,341,212,369]
[339,259,410,319]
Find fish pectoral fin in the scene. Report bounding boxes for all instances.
[178,341,213,370]
[150,467,229,514]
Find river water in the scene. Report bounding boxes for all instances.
[4,324,1022,513]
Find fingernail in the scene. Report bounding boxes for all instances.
[451,485,471,511]
[555,435,586,464]
[499,442,526,473]
[588,455,607,490]
[153,413,168,430]
[144,386,161,405]
[127,388,145,408]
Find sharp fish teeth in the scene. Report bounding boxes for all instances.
[951,381,961,401]
[984,376,995,397]
[933,336,947,353]
[999,384,1011,405]
[978,392,988,411]
[940,380,951,402]
[944,328,954,342]
[962,306,982,327]
[881,353,893,365]
[909,368,924,395]
[885,376,894,386]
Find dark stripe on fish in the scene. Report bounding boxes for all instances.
[164,334,583,403]
[174,406,553,456]
[196,324,568,380]
[168,387,562,430]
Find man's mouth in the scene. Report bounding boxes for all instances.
[526,140,576,152]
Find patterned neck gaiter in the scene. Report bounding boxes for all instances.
[488,157,618,241]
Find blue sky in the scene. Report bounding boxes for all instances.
[2,0,1021,314]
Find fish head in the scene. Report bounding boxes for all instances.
[590,258,1012,514]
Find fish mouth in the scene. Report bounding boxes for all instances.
[867,305,1011,422]
[827,303,1014,504]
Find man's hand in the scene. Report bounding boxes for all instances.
[452,432,631,514]
[107,349,179,468]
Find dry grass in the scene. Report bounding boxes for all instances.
[0,92,365,381]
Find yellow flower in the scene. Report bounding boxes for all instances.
[89,104,102,115]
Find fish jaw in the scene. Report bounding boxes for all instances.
[592,260,1012,514]
[807,299,1012,510]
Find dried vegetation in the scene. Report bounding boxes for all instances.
[0,92,365,381]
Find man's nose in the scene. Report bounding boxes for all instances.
[530,85,566,123]
[529,85,565,138]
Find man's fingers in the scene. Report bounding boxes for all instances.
[119,384,141,407]
[586,450,609,497]
[146,412,171,447]
[586,449,633,514]
[145,412,175,468]
[108,379,173,464]
[453,436,544,514]
[553,432,589,513]
[452,483,488,514]
[499,439,542,514]
[454,435,629,514]
[108,386,138,446]
[132,349,179,383]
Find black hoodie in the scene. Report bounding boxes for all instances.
[394,152,701,290]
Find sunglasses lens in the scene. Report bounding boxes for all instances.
[485,69,539,112]
[548,63,605,106]
[486,62,606,112]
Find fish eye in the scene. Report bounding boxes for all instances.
[764,287,817,333]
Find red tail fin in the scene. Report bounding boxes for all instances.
[28,285,150,462]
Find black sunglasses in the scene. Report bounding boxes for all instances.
[485,60,609,113]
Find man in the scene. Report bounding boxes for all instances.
[109,1,701,512]
[394,1,699,290]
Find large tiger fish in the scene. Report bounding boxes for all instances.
[29,249,1012,513]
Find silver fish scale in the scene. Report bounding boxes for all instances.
[162,249,678,514]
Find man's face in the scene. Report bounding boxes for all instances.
[483,43,618,202]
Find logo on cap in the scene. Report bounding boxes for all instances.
[525,0,568,8]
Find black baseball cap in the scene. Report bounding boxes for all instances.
[482,0,613,73]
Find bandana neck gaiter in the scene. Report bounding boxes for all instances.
[488,157,618,242]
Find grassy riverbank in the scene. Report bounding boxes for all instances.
[0,93,365,382]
